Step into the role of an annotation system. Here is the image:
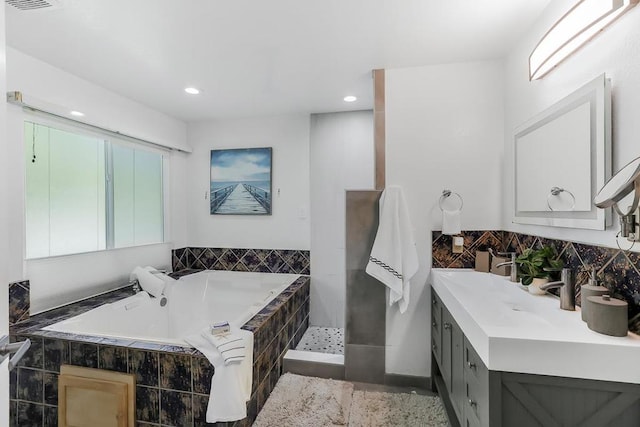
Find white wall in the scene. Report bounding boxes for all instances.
[503,2,640,248]
[310,111,374,328]
[0,5,10,424]
[5,48,189,312]
[385,60,505,376]
[186,115,310,250]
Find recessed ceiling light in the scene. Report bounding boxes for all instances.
[343,95,357,102]
[185,87,200,95]
[70,111,85,117]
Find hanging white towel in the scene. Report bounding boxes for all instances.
[442,209,461,235]
[185,327,253,423]
[365,186,419,313]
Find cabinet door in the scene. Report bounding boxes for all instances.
[431,293,442,366]
[441,308,453,392]
[451,317,465,423]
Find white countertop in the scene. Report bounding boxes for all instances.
[431,268,640,384]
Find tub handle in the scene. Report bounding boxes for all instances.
[0,335,31,372]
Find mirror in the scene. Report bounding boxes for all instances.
[513,74,611,230]
[594,156,640,211]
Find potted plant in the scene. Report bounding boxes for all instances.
[515,246,564,294]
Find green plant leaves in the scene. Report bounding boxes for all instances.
[514,245,564,285]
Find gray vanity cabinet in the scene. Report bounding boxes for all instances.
[430,287,640,427]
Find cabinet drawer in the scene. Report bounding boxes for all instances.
[466,374,489,426]
[464,338,488,389]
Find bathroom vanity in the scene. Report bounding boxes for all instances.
[430,269,640,427]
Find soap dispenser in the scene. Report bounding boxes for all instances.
[580,268,609,323]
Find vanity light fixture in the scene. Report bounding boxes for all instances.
[70,111,85,117]
[343,95,357,102]
[529,0,638,80]
[184,87,200,95]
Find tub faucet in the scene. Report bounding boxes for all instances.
[130,279,141,293]
[539,268,575,311]
[491,250,518,283]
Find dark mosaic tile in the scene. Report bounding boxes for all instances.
[160,353,192,392]
[468,231,502,252]
[129,349,159,387]
[9,399,17,427]
[218,249,240,270]
[44,405,57,427]
[447,249,476,269]
[9,280,30,325]
[600,251,640,317]
[192,356,215,395]
[517,234,538,253]
[239,250,261,271]
[136,386,160,424]
[254,263,272,273]
[192,255,210,271]
[256,380,270,413]
[501,232,520,254]
[559,243,585,272]
[18,368,43,403]
[573,242,617,271]
[160,389,193,426]
[200,248,220,270]
[44,339,69,372]
[264,251,286,273]
[233,261,251,272]
[10,367,17,399]
[253,249,271,262]
[192,393,211,427]
[17,336,43,369]
[69,342,98,368]
[246,393,258,426]
[99,345,128,373]
[43,372,58,406]
[16,401,43,426]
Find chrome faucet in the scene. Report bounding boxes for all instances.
[539,268,575,311]
[130,279,141,293]
[491,250,518,282]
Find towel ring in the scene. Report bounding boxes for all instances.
[547,187,576,211]
[439,190,463,212]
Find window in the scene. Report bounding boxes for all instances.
[25,121,164,259]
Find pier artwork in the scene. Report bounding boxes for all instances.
[210,147,272,215]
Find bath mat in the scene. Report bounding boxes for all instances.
[348,390,449,427]
[253,373,353,426]
[253,373,450,427]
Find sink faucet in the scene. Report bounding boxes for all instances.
[491,250,518,283]
[539,268,575,311]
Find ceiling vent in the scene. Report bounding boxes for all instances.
[5,0,61,11]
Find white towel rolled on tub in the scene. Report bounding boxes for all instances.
[365,186,419,313]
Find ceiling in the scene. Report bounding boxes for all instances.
[5,0,551,122]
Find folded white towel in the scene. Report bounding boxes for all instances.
[131,266,166,299]
[365,186,419,313]
[442,209,461,235]
[185,327,253,423]
[202,331,245,365]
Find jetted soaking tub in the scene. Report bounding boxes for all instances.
[43,270,301,346]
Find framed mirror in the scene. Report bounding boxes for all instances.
[513,74,611,230]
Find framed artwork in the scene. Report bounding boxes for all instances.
[210,147,272,215]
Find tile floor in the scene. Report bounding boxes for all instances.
[295,326,344,355]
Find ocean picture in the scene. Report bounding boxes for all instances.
[210,147,272,215]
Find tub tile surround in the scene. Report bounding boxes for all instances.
[9,280,30,326]
[172,247,311,275]
[432,230,640,334]
[9,274,310,427]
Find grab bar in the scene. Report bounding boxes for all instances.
[0,335,31,371]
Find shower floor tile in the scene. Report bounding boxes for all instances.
[295,326,344,355]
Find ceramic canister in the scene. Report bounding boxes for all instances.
[580,284,609,323]
[586,295,628,337]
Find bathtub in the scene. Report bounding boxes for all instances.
[42,270,300,347]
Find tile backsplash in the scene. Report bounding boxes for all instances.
[432,230,640,334]
[9,280,30,326]
[173,247,311,275]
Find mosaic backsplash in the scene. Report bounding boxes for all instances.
[173,247,311,275]
[432,230,640,334]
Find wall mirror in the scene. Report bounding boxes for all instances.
[513,74,611,230]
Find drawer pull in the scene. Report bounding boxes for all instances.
[468,399,477,408]
[432,298,437,305]
[432,344,437,351]
[467,361,476,369]
[443,322,451,330]
[432,321,437,328]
